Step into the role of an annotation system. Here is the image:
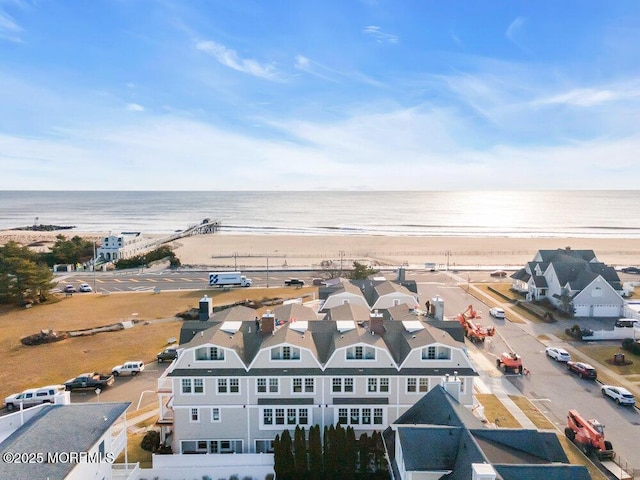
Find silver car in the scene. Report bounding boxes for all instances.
[545,347,571,362]
[601,385,636,406]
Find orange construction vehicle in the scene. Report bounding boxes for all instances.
[457,305,496,343]
[496,351,523,374]
[565,409,615,459]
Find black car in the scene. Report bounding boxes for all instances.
[157,348,178,363]
[621,266,640,274]
[284,278,305,287]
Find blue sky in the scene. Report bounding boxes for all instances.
[1,1,640,190]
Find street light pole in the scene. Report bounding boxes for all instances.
[339,250,345,275]
[266,256,269,288]
[93,241,97,293]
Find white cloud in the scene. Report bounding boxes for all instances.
[126,103,145,112]
[363,25,398,44]
[0,9,23,42]
[294,54,337,82]
[196,40,280,81]
[505,17,528,52]
[536,88,640,107]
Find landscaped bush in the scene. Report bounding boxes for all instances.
[622,337,640,355]
[141,430,160,452]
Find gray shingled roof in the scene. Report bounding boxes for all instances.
[537,249,597,263]
[383,386,590,480]
[0,403,130,480]
[326,302,371,321]
[272,302,319,322]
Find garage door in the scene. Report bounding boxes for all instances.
[592,304,621,317]
[574,304,590,317]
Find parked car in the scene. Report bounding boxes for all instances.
[615,318,639,328]
[79,283,93,292]
[284,278,305,286]
[157,348,178,363]
[490,270,508,277]
[601,385,636,406]
[4,385,65,411]
[545,347,571,362]
[566,361,597,379]
[63,285,77,293]
[64,372,115,391]
[489,307,505,319]
[621,266,640,274]
[112,361,144,376]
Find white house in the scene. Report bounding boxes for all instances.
[511,247,624,317]
[0,402,136,480]
[97,232,160,262]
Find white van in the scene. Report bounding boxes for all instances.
[4,385,65,411]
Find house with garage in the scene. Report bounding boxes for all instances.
[511,247,624,317]
[383,386,591,480]
[153,309,477,478]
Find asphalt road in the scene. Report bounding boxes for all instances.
[412,269,640,474]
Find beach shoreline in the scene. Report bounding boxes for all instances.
[3,230,637,269]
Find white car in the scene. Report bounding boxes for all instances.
[79,283,92,292]
[4,385,65,411]
[112,361,144,376]
[601,385,636,406]
[545,347,571,362]
[489,307,505,319]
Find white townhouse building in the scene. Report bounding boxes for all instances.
[156,310,477,460]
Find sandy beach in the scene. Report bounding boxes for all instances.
[2,230,638,270]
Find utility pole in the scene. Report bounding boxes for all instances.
[234,252,238,271]
[266,256,269,288]
[339,250,345,275]
[93,241,98,293]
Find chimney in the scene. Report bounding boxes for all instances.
[261,311,275,335]
[369,310,384,335]
[472,463,496,480]
[441,373,462,403]
[199,295,213,321]
[431,296,445,321]
[397,267,405,283]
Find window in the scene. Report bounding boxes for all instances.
[271,346,301,360]
[407,378,417,393]
[293,378,302,393]
[230,378,239,393]
[275,408,285,425]
[211,408,220,422]
[299,409,308,425]
[195,346,225,361]
[256,440,274,454]
[346,345,375,360]
[333,378,342,393]
[305,378,314,393]
[345,378,354,392]
[380,378,389,392]
[374,408,383,424]
[257,378,279,394]
[338,408,348,424]
[362,408,371,424]
[422,345,451,360]
[368,378,377,392]
[181,379,192,394]
[264,409,273,425]
[288,408,297,425]
[218,379,227,393]
[333,377,354,393]
[194,378,204,394]
[190,408,199,422]
[350,408,360,424]
[419,378,429,392]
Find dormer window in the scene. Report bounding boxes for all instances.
[271,346,300,360]
[346,345,375,360]
[195,346,225,361]
[421,345,451,360]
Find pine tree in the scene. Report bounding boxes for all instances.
[358,433,369,474]
[294,426,308,477]
[0,241,54,305]
[323,424,337,480]
[308,425,323,480]
[343,426,357,480]
[280,429,295,480]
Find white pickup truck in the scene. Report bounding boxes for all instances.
[111,361,145,376]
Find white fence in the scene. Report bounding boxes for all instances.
[140,453,274,480]
[582,326,640,341]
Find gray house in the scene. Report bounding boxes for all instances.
[511,247,624,317]
[383,386,591,480]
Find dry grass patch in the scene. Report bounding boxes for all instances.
[0,287,312,401]
[475,393,520,428]
[116,431,152,469]
[572,344,640,376]
[557,435,609,480]
[508,395,555,429]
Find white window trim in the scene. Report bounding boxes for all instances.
[291,377,315,395]
[211,407,221,423]
[193,378,205,395]
[190,407,200,423]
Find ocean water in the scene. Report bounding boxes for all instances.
[1,190,639,238]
